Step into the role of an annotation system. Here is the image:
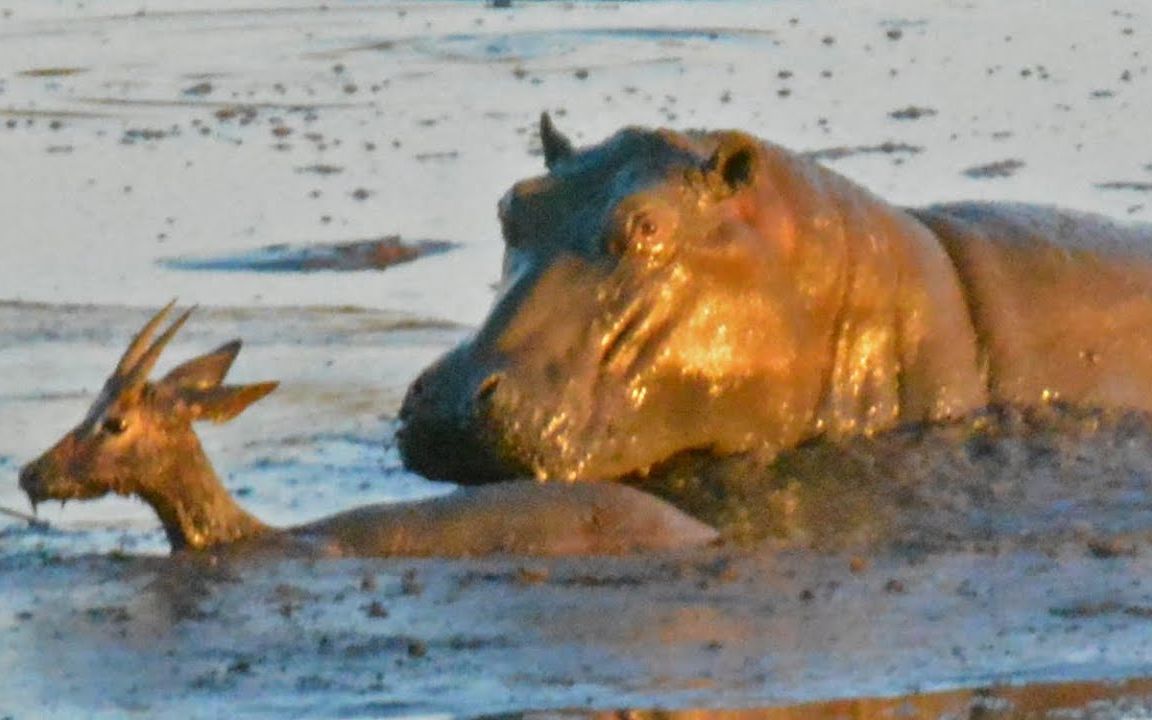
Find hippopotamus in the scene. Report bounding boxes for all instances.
[398,114,1152,487]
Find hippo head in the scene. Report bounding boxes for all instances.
[398,116,984,484]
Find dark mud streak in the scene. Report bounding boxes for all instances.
[1097,181,1152,192]
[74,97,371,111]
[888,105,937,120]
[0,108,110,119]
[160,237,458,274]
[802,142,923,162]
[962,159,1025,179]
[17,67,89,77]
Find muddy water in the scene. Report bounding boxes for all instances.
[4,0,1152,717]
[7,523,1152,718]
[6,307,1152,718]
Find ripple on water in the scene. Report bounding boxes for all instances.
[412,26,777,63]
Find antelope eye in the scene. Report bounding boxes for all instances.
[102,417,128,435]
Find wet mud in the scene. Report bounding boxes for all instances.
[961,159,1026,179]
[7,528,1152,718]
[637,404,1152,553]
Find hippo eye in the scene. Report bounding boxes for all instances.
[606,204,671,257]
[605,212,658,255]
[101,417,128,435]
[631,213,659,239]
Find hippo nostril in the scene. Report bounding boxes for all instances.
[399,376,428,423]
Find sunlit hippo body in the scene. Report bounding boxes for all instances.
[399,116,1152,486]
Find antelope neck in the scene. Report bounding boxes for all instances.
[138,436,270,551]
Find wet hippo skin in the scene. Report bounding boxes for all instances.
[399,115,1152,487]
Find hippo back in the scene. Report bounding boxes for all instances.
[912,202,1152,413]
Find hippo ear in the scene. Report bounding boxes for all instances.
[539,112,574,170]
[704,133,761,195]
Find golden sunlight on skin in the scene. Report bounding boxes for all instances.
[399,118,1152,488]
[672,297,795,383]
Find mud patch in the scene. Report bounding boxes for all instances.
[962,159,1025,179]
[16,67,88,78]
[635,403,1152,552]
[160,236,458,273]
[888,105,937,120]
[803,141,922,162]
[1097,181,1152,192]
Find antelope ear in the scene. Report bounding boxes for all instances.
[182,382,279,423]
[161,340,242,390]
[704,132,761,195]
[539,112,574,170]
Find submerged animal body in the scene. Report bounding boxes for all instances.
[17,304,717,557]
[398,115,1152,486]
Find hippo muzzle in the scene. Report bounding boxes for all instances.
[398,343,525,484]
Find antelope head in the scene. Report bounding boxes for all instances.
[19,302,279,510]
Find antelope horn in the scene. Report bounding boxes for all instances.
[123,306,196,387]
[114,300,177,377]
